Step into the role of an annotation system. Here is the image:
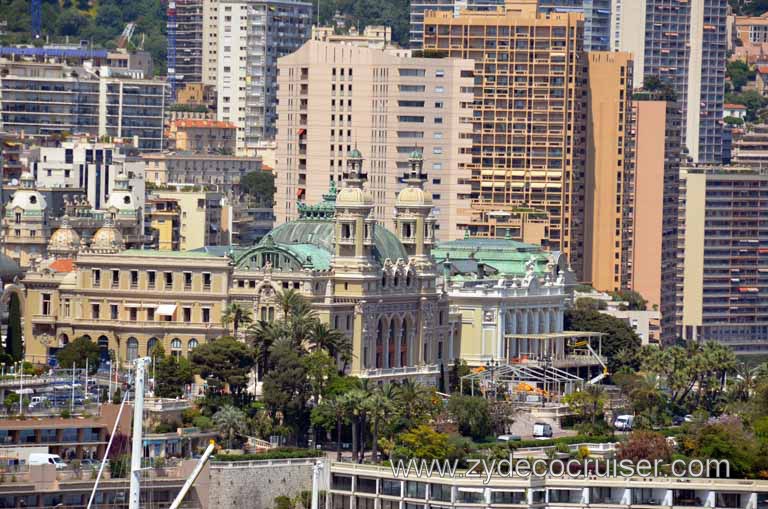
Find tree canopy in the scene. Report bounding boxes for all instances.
[56,336,100,374]
[189,337,255,398]
[240,171,276,207]
[564,309,642,372]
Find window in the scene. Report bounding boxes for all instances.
[129,308,137,321]
[63,299,70,317]
[434,117,443,124]
[398,84,426,93]
[188,339,199,351]
[398,116,424,123]
[164,272,173,289]
[127,338,139,362]
[183,307,192,322]
[111,270,119,288]
[110,304,118,320]
[130,270,138,288]
[398,100,425,107]
[148,271,156,289]
[41,294,51,316]
[202,308,211,323]
[435,69,445,78]
[398,68,425,77]
[405,482,426,499]
[92,269,101,287]
[434,101,444,108]
[147,308,155,321]
[184,272,193,290]
[203,273,212,290]
[381,480,401,497]
[435,86,444,93]
[357,477,377,494]
[170,338,182,359]
[432,147,443,155]
[91,304,100,320]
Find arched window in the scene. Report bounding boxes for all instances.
[381,274,387,287]
[394,273,399,287]
[400,319,409,367]
[375,319,385,369]
[387,318,397,369]
[147,337,159,356]
[188,338,199,351]
[59,334,69,347]
[171,338,182,359]
[406,273,412,287]
[126,338,139,362]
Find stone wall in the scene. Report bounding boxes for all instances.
[205,459,320,509]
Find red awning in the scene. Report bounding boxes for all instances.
[297,128,306,136]
[296,188,305,198]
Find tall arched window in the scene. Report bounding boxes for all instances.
[171,338,182,359]
[388,318,397,369]
[126,338,139,362]
[376,318,385,369]
[147,337,159,356]
[188,338,199,351]
[400,319,409,367]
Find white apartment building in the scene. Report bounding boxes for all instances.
[26,140,146,211]
[216,0,311,153]
[275,39,475,240]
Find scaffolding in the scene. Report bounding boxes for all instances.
[460,362,584,404]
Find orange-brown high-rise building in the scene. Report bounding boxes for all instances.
[583,52,634,292]
[422,1,587,275]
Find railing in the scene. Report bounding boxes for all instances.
[211,457,319,469]
[359,365,441,378]
[144,397,192,412]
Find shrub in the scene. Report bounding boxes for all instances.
[213,448,323,462]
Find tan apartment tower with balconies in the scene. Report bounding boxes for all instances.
[275,38,476,240]
[422,0,587,276]
[583,51,634,292]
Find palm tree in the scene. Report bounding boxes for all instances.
[340,389,369,463]
[213,405,248,449]
[221,302,253,336]
[394,379,435,429]
[365,386,394,464]
[317,397,347,461]
[277,288,309,318]
[308,321,353,371]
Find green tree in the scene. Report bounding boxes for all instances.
[240,171,275,206]
[681,416,758,478]
[262,341,311,442]
[610,289,648,311]
[5,294,23,362]
[563,384,607,434]
[312,396,347,461]
[391,425,454,462]
[154,348,194,399]
[307,321,352,370]
[213,405,248,449]
[564,309,642,372]
[190,337,255,398]
[55,336,100,374]
[727,60,754,92]
[221,302,253,336]
[365,385,395,463]
[725,89,768,121]
[447,395,494,441]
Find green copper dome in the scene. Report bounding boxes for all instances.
[408,149,423,160]
[348,147,363,159]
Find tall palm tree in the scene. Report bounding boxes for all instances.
[277,288,309,318]
[221,302,253,336]
[308,321,353,369]
[365,386,394,464]
[340,389,369,463]
[317,397,347,462]
[213,405,248,449]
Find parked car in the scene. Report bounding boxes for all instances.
[29,453,67,470]
[497,434,522,442]
[613,414,635,431]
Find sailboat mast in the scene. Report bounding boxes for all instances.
[129,358,150,509]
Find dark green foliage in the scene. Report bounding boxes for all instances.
[189,337,255,397]
[725,90,768,121]
[240,171,276,206]
[154,354,194,399]
[727,60,755,92]
[109,454,129,478]
[0,0,167,70]
[609,289,647,311]
[564,309,642,372]
[318,0,410,46]
[4,294,22,362]
[641,75,677,101]
[261,341,312,440]
[55,336,100,374]
[274,496,294,509]
[447,395,494,441]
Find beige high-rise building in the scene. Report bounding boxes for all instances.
[583,52,634,292]
[275,38,475,239]
[202,0,219,87]
[422,3,587,274]
[151,188,223,251]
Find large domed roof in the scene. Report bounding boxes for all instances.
[91,218,124,251]
[336,186,374,207]
[49,217,81,253]
[396,186,432,207]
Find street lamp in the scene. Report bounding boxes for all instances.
[485,358,500,400]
